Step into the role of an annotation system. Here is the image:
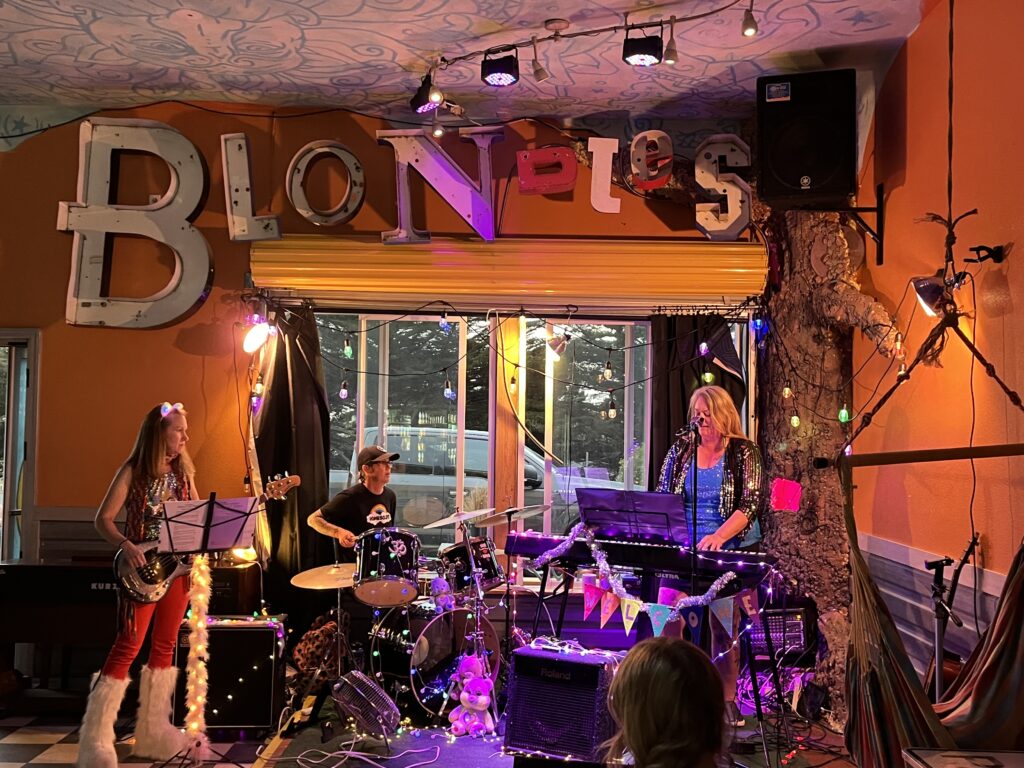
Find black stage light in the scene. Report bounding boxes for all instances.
[481,46,520,86]
[622,29,663,67]
[410,72,442,114]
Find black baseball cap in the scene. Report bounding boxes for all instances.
[357,445,400,468]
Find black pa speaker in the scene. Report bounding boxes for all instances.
[172,616,286,729]
[503,646,617,762]
[209,562,263,616]
[757,68,857,206]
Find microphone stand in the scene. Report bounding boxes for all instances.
[689,426,701,590]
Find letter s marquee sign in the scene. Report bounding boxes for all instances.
[56,118,751,329]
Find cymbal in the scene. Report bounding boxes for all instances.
[290,563,356,590]
[421,507,495,529]
[474,504,551,527]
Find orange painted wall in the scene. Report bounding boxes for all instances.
[0,101,701,545]
[855,0,1024,574]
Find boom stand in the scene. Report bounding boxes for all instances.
[924,556,961,702]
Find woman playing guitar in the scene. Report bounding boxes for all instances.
[77,402,196,767]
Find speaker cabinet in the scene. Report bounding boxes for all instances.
[172,616,286,729]
[757,68,857,206]
[209,562,263,616]
[503,646,617,762]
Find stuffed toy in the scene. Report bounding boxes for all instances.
[449,653,485,692]
[448,674,495,737]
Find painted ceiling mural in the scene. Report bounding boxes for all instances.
[0,0,919,126]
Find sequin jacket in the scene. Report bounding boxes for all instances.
[656,437,765,530]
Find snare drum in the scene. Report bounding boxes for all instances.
[353,527,421,607]
[440,537,505,595]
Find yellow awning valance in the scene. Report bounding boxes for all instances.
[249,235,767,315]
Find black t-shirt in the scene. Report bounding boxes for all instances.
[319,483,397,563]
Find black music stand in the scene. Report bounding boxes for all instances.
[577,489,694,642]
[156,493,261,768]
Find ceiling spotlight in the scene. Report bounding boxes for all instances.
[410,71,443,114]
[664,16,678,65]
[622,26,663,67]
[481,46,520,87]
[431,112,445,139]
[531,36,550,82]
[742,1,758,37]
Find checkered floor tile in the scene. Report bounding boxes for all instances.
[0,716,271,767]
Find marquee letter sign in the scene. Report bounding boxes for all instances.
[221,133,280,241]
[629,130,673,191]
[56,118,213,328]
[286,140,366,227]
[694,134,751,241]
[588,137,621,214]
[516,147,577,195]
[376,126,504,243]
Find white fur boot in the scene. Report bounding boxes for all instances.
[132,666,190,759]
[76,673,129,768]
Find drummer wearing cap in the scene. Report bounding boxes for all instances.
[308,445,399,561]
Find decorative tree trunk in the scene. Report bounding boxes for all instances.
[756,208,897,728]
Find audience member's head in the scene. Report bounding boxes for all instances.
[605,636,725,768]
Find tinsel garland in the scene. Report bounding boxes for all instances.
[184,555,211,762]
[530,523,737,623]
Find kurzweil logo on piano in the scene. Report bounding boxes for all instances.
[91,581,118,590]
[539,667,572,681]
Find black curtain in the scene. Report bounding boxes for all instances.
[647,314,747,489]
[253,305,334,638]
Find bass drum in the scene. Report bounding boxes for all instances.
[368,603,500,720]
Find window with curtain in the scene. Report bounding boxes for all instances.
[315,312,651,556]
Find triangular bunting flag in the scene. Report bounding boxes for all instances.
[600,591,621,628]
[737,588,760,620]
[621,598,643,636]
[710,597,734,638]
[683,608,703,647]
[582,583,604,621]
[647,603,673,637]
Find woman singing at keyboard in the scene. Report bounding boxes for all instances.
[655,384,765,726]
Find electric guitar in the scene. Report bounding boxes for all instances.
[114,474,301,603]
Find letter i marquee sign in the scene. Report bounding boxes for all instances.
[57,118,751,329]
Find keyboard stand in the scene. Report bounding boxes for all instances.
[530,563,574,639]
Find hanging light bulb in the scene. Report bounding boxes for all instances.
[751,315,766,334]
[338,380,349,400]
[698,341,710,356]
[439,312,452,333]
[844,444,854,456]
[897,362,909,381]
[250,394,263,413]
[431,111,445,139]
[443,376,454,400]
[663,16,678,65]
[702,371,715,384]
[509,374,518,396]
[343,335,354,359]
[607,396,618,420]
[741,0,758,37]
[603,357,613,381]
[894,332,906,361]
[782,383,794,399]
[253,375,265,397]
[838,404,851,423]
[790,413,801,428]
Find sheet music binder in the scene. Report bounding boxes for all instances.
[576,488,692,546]
[158,492,261,555]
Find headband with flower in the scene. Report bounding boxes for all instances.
[160,402,184,417]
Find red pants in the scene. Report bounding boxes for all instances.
[101,577,190,679]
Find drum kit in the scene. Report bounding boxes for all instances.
[290,502,549,722]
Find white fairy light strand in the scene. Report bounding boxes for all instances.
[185,554,212,760]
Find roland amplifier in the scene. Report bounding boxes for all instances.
[503,645,619,762]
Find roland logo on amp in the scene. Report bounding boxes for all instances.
[539,667,572,682]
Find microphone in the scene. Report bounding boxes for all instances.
[676,416,704,437]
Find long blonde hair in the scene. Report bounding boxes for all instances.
[688,385,747,446]
[605,637,725,768]
[126,403,195,483]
